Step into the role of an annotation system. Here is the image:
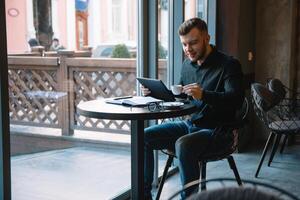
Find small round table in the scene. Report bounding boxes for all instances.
[77,99,196,200]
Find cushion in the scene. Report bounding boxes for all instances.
[267,79,286,101]
[269,120,300,132]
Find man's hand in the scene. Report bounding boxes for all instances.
[182,83,203,100]
[141,85,151,96]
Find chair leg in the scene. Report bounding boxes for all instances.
[255,132,275,177]
[280,135,288,154]
[199,161,207,191]
[227,156,242,185]
[268,134,282,166]
[155,155,174,200]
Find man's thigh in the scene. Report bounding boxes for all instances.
[175,129,214,156]
[144,121,189,150]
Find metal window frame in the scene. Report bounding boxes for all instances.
[0,0,11,199]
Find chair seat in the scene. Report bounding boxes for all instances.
[162,144,235,163]
[268,120,300,132]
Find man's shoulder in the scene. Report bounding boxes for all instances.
[215,51,241,68]
[215,50,239,64]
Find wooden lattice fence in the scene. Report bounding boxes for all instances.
[8,52,167,136]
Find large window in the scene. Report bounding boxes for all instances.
[6,0,137,199]
[3,0,215,199]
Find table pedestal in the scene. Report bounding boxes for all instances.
[131,120,145,199]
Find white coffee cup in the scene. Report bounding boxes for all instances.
[171,85,183,95]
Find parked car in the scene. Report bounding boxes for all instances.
[92,42,136,58]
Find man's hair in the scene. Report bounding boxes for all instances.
[178,18,208,36]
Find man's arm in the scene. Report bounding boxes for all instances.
[202,59,244,108]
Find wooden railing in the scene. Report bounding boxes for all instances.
[8,51,167,136]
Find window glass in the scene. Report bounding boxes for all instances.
[158,0,168,84]
[6,0,137,199]
[185,0,207,21]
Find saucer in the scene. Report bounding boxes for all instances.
[161,101,184,109]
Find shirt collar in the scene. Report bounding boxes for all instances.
[189,45,217,67]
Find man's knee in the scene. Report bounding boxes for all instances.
[175,136,191,159]
[144,126,160,146]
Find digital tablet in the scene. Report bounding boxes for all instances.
[137,77,175,102]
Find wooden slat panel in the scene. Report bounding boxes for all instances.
[8,56,58,66]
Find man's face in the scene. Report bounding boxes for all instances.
[179,27,210,62]
[53,40,59,47]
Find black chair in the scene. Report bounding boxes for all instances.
[267,78,300,154]
[155,98,249,200]
[251,83,300,178]
[167,178,299,200]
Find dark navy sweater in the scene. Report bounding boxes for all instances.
[179,47,244,128]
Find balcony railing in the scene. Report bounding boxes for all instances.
[8,51,167,137]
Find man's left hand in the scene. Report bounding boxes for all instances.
[182,83,203,100]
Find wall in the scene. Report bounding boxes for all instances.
[217,0,255,85]
[255,0,297,140]
[255,0,295,87]
[218,0,299,142]
[217,0,256,150]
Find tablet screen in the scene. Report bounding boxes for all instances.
[137,77,175,102]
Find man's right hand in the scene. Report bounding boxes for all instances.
[141,85,151,96]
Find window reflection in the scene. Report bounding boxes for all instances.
[158,0,168,84]
[185,0,207,21]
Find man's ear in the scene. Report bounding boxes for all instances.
[206,34,210,43]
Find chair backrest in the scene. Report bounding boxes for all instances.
[167,178,299,200]
[252,83,300,132]
[231,97,249,150]
[251,83,278,128]
[208,97,249,156]
[235,97,249,126]
[251,83,278,112]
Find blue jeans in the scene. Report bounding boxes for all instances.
[144,120,214,199]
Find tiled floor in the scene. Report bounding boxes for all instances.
[11,144,300,200]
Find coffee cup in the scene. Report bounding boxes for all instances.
[171,85,183,95]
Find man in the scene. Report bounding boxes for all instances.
[143,18,244,199]
[28,38,39,47]
[50,38,64,51]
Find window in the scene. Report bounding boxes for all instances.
[6,0,137,199]
[112,0,122,34]
[185,0,208,21]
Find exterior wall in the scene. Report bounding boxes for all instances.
[5,0,28,53]
[6,0,138,53]
[5,0,69,53]
[59,0,68,48]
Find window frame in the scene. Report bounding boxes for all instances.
[0,0,12,198]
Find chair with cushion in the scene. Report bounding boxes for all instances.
[251,83,300,178]
[267,78,300,154]
[155,98,249,200]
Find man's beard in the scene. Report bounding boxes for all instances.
[191,45,207,62]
